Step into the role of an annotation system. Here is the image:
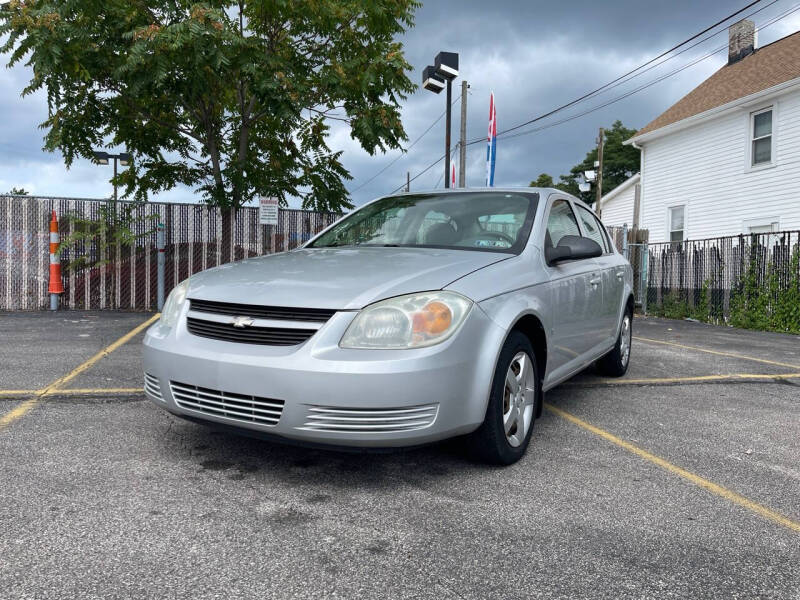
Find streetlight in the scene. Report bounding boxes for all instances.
[92,150,132,203]
[422,52,459,188]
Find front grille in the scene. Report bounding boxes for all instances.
[170,381,284,427]
[189,299,336,323]
[144,373,164,402]
[186,317,317,346]
[300,404,439,433]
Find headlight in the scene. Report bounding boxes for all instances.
[340,291,472,349]
[160,279,190,328]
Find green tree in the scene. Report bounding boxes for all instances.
[529,173,554,188]
[559,121,640,205]
[6,187,29,195]
[1,0,418,257]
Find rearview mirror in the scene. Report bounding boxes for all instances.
[546,235,603,265]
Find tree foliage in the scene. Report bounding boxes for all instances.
[6,187,29,195]
[528,173,554,188]
[1,0,419,214]
[532,121,640,204]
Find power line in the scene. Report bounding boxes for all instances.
[494,2,800,142]
[491,0,770,139]
[349,93,462,194]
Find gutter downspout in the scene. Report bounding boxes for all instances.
[631,139,643,230]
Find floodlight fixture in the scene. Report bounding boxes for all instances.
[91,150,134,203]
[434,51,459,80]
[583,169,596,182]
[422,65,445,93]
[578,182,591,193]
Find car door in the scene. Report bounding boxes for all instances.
[543,198,604,378]
[575,204,621,348]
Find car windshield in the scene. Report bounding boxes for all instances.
[309,192,538,253]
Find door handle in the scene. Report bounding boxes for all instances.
[589,278,601,287]
[616,272,624,280]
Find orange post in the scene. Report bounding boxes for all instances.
[48,210,64,309]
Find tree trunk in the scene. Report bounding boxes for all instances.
[221,206,235,264]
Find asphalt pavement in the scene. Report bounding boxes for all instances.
[0,312,798,599]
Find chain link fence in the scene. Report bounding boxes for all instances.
[1,195,340,311]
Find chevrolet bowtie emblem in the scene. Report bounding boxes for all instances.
[231,316,255,328]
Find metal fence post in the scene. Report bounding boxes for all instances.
[622,223,629,260]
[157,222,166,311]
[641,243,649,315]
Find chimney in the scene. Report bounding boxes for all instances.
[728,19,757,65]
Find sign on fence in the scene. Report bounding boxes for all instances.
[259,197,279,225]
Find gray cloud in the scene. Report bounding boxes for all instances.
[2,1,800,206]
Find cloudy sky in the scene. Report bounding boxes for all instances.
[2,0,800,207]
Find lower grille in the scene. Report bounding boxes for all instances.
[144,373,164,402]
[300,404,439,433]
[170,381,284,427]
[186,317,317,346]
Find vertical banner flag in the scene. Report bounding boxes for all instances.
[451,162,456,188]
[486,92,497,187]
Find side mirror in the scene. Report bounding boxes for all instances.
[546,235,603,265]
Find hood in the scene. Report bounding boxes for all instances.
[186,247,510,309]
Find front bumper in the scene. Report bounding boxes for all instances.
[142,305,506,447]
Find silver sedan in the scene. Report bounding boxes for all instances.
[143,188,633,464]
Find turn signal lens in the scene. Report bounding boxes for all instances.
[340,291,472,349]
[412,301,452,337]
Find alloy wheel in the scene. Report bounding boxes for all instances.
[502,351,536,447]
[620,314,631,366]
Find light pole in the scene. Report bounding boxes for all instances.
[422,52,459,188]
[92,151,132,204]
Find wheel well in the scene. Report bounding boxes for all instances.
[510,315,547,418]
[626,294,634,315]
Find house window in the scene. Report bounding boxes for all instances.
[751,108,772,166]
[669,206,685,243]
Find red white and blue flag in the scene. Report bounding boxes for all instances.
[451,162,456,187]
[486,92,497,187]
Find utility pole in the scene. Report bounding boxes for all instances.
[459,80,468,187]
[444,77,452,188]
[595,127,604,218]
[406,171,410,192]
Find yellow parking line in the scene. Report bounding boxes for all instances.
[0,399,40,429]
[568,372,800,386]
[53,388,144,395]
[546,403,800,534]
[634,336,800,370]
[39,314,160,397]
[0,390,40,397]
[0,314,159,432]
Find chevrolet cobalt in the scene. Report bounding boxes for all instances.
[143,189,633,464]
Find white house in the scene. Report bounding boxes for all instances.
[617,20,800,243]
[598,173,639,229]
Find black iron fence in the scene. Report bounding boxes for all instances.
[0,195,340,311]
[645,230,800,332]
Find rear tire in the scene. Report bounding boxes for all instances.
[469,331,539,465]
[596,309,632,377]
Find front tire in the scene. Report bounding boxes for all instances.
[469,331,539,465]
[596,309,632,377]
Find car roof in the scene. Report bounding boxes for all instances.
[386,187,594,213]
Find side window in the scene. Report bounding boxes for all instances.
[669,205,685,243]
[546,200,581,248]
[751,107,772,166]
[576,205,610,253]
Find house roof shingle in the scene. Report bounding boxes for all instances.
[635,31,800,137]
